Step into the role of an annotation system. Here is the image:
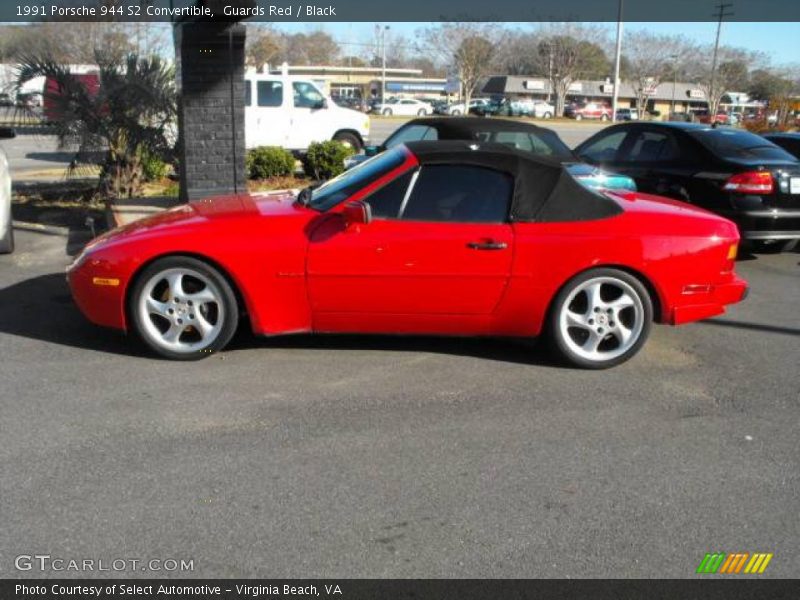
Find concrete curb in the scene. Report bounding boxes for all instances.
[12,220,70,237]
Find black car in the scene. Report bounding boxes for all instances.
[345,117,638,192]
[762,132,800,160]
[574,122,800,244]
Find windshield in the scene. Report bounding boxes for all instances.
[689,129,797,161]
[306,147,408,211]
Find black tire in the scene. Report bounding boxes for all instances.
[547,268,653,369]
[332,131,362,152]
[543,112,552,119]
[452,109,461,116]
[382,108,392,116]
[0,221,14,254]
[601,114,609,122]
[417,108,427,116]
[128,256,239,361]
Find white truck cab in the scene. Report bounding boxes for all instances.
[244,71,370,152]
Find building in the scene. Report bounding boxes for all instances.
[266,64,448,100]
[482,75,715,115]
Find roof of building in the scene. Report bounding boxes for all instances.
[482,75,709,103]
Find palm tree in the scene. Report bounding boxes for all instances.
[16,52,176,199]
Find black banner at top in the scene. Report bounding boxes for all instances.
[2,0,800,22]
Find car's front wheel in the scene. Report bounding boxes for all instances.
[543,112,552,119]
[548,268,652,369]
[129,256,239,360]
[382,108,392,116]
[333,131,362,152]
[451,109,461,116]
[417,108,427,116]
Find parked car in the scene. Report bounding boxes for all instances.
[0,93,14,107]
[372,97,433,117]
[575,122,800,246]
[442,98,490,116]
[67,140,747,368]
[565,102,612,121]
[761,132,800,160]
[692,109,729,125]
[344,117,637,193]
[615,108,639,121]
[472,98,528,117]
[244,73,370,151]
[0,127,15,253]
[531,100,555,119]
[345,117,636,191]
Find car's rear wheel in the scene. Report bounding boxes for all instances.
[452,109,461,116]
[332,131,362,152]
[575,114,583,121]
[548,268,652,369]
[601,114,609,121]
[0,221,14,254]
[417,108,427,116]
[543,112,552,119]
[129,256,239,360]
[382,108,392,116]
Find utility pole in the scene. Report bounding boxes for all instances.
[670,53,678,116]
[611,0,623,123]
[380,25,390,103]
[710,2,734,114]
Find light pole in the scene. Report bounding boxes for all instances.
[611,0,624,123]
[670,54,678,116]
[380,25,390,104]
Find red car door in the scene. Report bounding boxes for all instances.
[306,164,514,322]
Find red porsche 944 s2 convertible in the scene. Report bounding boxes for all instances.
[68,141,748,368]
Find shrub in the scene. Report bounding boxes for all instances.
[302,140,355,181]
[246,146,296,179]
[140,148,169,182]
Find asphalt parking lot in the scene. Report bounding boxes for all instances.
[1,228,798,578]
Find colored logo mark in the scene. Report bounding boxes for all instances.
[696,552,773,574]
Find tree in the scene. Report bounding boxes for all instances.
[284,31,339,65]
[417,23,501,106]
[16,52,176,199]
[622,32,697,114]
[535,24,610,116]
[749,68,797,125]
[493,31,543,76]
[246,26,282,71]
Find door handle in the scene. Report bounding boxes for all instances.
[467,240,508,250]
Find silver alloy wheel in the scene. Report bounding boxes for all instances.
[558,276,645,363]
[137,267,225,354]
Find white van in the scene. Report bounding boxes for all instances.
[244,73,370,152]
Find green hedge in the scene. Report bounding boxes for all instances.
[302,140,355,181]
[246,146,297,179]
[140,148,169,182]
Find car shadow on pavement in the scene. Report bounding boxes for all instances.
[0,272,144,356]
[227,329,559,367]
[703,318,800,337]
[0,273,561,365]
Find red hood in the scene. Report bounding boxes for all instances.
[90,191,309,246]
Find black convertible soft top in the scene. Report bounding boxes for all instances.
[403,140,623,223]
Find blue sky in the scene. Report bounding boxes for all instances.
[271,21,800,67]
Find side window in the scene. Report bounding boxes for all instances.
[245,80,251,107]
[364,170,415,219]
[385,125,437,149]
[293,82,324,108]
[578,131,627,162]
[493,131,534,152]
[401,165,513,223]
[257,81,283,107]
[625,130,679,162]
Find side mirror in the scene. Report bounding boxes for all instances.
[364,145,379,157]
[0,127,15,140]
[342,200,372,227]
[314,99,328,110]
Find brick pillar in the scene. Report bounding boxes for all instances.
[174,21,246,202]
